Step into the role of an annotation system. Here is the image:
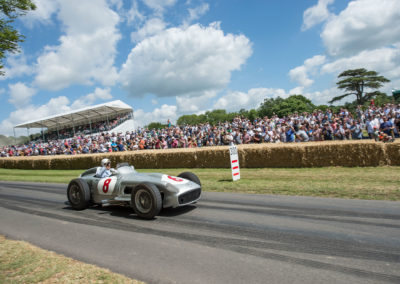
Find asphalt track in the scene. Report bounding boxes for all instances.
[0,181,399,284]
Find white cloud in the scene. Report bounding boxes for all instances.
[176,90,217,113]
[108,0,123,11]
[0,86,115,135]
[8,83,37,107]
[34,0,121,90]
[0,52,35,80]
[214,88,289,112]
[0,96,72,135]
[120,23,252,97]
[303,87,346,106]
[142,0,177,14]
[289,66,314,88]
[134,104,177,127]
[126,0,145,25]
[184,3,209,25]
[131,18,167,42]
[321,0,400,56]
[320,45,400,94]
[289,86,305,95]
[302,0,334,31]
[289,55,326,87]
[295,0,400,104]
[321,45,400,75]
[71,87,113,109]
[22,0,60,27]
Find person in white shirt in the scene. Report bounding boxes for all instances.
[96,158,112,178]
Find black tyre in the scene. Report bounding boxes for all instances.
[131,183,162,219]
[178,172,201,187]
[67,178,91,210]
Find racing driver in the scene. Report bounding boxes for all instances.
[96,158,112,178]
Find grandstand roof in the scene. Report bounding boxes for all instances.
[15,100,133,130]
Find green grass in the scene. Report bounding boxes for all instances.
[0,167,399,200]
[0,235,144,284]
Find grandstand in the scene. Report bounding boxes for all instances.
[14,100,134,141]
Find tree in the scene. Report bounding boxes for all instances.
[146,122,167,130]
[330,68,390,105]
[0,0,36,75]
[258,95,315,117]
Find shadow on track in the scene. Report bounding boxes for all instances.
[63,201,197,220]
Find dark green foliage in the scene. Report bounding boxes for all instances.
[0,0,36,75]
[331,68,390,105]
[258,95,315,117]
[146,122,168,130]
[177,109,239,125]
[176,114,204,125]
[372,92,393,106]
[392,89,400,102]
[0,134,29,146]
[314,105,330,112]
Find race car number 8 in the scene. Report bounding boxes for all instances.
[168,176,183,182]
[103,178,111,193]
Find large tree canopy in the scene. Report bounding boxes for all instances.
[176,109,237,126]
[0,0,36,75]
[258,95,315,118]
[330,68,390,105]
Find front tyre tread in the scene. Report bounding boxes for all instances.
[131,183,162,219]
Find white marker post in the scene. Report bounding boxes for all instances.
[229,144,240,181]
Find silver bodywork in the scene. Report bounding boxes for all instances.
[79,165,201,208]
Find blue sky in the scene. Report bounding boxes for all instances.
[1,0,399,136]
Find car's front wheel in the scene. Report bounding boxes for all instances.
[67,178,91,210]
[131,183,162,219]
[178,172,201,187]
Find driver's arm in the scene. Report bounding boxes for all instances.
[96,167,106,178]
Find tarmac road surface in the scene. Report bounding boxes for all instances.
[0,181,399,284]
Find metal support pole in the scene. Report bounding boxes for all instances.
[42,127,44,141]
[13,128,16,145]
[89,119,92,134]
[71,115,75,137]
[106,115,109,131]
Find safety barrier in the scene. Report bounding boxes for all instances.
[0,140,399,169]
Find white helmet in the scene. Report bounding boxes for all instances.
[101,158,111,167]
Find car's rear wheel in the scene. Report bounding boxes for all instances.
[178,172,201,187]
[131,183,162,219]
[67,178,91,210]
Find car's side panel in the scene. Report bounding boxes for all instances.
[97,176,118,196]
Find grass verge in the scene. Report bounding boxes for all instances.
[0,167,399,201]
[0,235,144,284]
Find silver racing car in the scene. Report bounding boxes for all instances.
[67,163,201,219]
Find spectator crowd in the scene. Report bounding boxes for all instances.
[43,113,133,141]
[1,103,399,157]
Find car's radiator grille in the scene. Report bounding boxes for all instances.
[178,188,201,204]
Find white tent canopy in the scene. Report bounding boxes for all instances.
[14,100,133,131]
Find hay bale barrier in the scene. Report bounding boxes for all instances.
[0,140,399,170]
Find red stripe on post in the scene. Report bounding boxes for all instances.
[233,173,239,176]
[232,160,238,163]
[232,166,239,170]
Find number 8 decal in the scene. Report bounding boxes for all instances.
[103,178,111,193]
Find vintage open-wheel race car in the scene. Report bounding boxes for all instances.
[67,163,201,219]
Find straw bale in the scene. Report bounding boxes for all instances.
[1,140,399,169]
[386,143,400,166]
